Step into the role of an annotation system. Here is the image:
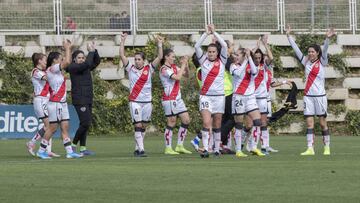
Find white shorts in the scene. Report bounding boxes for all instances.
[199,95,225,114]
[304,95,328,117]
[162,99,188,117]
[256,97,268,114]
[33,96,49,119]
[47,101,70,123]
[129,102,152,124]
[232,94,259,115]
[267,99,272,118]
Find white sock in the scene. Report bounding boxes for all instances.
[135,130,144,151]
[38,138,48,153]
[164,126,173,148]
[261,127,269,149]
[177,124,188,146]
[251,126,261,150]
[63,137,73,154]
[201,128,210,152]
[306,129,314,148]
[322,129,330,147]
[213,129,221,153]
[226,132,232,148]
[47,138,52,152]
[234,127,242,152]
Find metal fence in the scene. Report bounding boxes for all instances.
[0,0,55,32]
[0,0,359,34]
[284,0,351,31]
[211,0,279,31]
[136,0,205,31]
[60,0,131,32]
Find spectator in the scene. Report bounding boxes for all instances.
[65,17,77,34]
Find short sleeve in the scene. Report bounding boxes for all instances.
[161,66,174,79]
[124,61,133,72]
[32,69,45,80]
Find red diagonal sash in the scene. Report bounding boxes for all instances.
[162,64,180,100]
[129,65,150,101]
[304,60,320,95]
[200,58,221,95]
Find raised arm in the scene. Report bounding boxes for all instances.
[89,41,100,70]
[321,28,335,65]
[286,25,306,65]
[60,39,72,70]
[209,24,228,61]
[246,49,257,75]
[119,33,129,67]
[261,35,274,65]
[195,32,208,61]
[151,35,164,68]
[171,56,189,81]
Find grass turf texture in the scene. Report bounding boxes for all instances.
[1,135,360,203]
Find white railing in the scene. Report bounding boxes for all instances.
[0,0,56,32]
[0,0,358,34]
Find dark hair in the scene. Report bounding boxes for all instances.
[308,44,322,59]
[134,51,145,60]
[32,53,46,67]
[192,53,200,68]
[161,48,174,65]
[253,48,264,64]
[47,52,61,68]
[72,50,85,62]
[207,43,219,58]
[237,48,246,57]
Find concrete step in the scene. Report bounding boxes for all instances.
[325,66,343,78]
[99,67,125,80]
[169,40,188,46]
[277,123,303,134]
[344,57,360,68]
[115,35,149,46]
[326,44,343,55]
[173,45,194,56]
[280,56,297,68]
[191,34,234,45]
[327,113,346,122]
[337,34,360,46]
[39,35,83,46]
[345,99,360,110]
[268,35,290,46]
[343,77,360,89]
[0,35,5,46]
[327,88,348,100]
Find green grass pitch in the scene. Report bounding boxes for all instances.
[1,135,360,203]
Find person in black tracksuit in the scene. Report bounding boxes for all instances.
[65,42,100,155]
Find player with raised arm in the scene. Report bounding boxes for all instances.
[27,53,60,158]
[230,48,265,157]
[36,40,83,159]
[119,33,163,157]
[286,25,335,155]
[252,35,277,154]
[160,49,192,155]
[194,24,227,158]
